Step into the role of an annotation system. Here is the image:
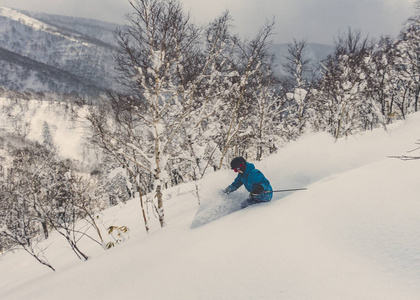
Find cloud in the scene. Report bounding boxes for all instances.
[0,0,131,23]
[0,0,415,44]
[181,0,415,44]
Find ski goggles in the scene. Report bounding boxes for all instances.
[233,164,244,173]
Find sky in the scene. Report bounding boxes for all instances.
[0,0,416,45]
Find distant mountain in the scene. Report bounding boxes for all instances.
[17,9,118,47]
[0,47,104,94]
[0,6,335,97]
[0,6,119,96]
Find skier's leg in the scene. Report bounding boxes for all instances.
[241,197,260,209]
[241,200,251,209]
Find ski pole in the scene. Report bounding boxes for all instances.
[251,188,307,196]
[267,188,307,193]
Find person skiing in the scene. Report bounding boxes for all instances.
[223,156,273,208]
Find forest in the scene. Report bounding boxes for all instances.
[1,0,420,270]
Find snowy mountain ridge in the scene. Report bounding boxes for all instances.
[0,6,87,44]
[0,6,53,30]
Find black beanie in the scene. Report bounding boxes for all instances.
[230,157,246,169]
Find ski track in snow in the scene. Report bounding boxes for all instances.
[191,193,244,228]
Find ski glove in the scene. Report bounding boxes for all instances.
[221,188,231,195]
[251,184,264,195]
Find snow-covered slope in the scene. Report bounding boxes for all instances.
[0,7,88,42]
[0,110,419,299]
[0,98,91,162]
[0,6,118,95]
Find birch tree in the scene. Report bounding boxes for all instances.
[395,13,420,115]
[282,39,312,136]
[0,140,104,267]
[216,20,276,167]
[315,29,373,139]
[364,36,397,126]
[88,0,237,229]
[180,11,237,177]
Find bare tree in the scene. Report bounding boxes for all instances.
[111,0,202,227]
[0,141,104,266]
[283,39,312,90]
[282,39,312,135]
[396,13,420,114]
[216,19,276,167]
[315,28,373,139]
[0,182,55,271]
[88,0,235,229]
[365,36,397,126]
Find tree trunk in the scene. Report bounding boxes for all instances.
[138,185,149,232]
[154,137,165,227]
[155,184,165,227]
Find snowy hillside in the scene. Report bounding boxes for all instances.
[16,9,118,46]
[0,6,118,95]
[0,98,92,162]
[0,98,419,300]
[0,6,83,39]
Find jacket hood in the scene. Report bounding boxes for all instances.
[244,162,255,175]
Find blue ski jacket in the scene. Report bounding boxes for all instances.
[225,162,273,202]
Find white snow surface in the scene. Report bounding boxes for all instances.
[1,102,420,299]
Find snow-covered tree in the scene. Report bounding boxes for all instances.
[180,11,237,177]
[250,85,283,160]
[237,23,284,160]
[0,178,56,270]
[314,28,374,139]
[395,13,420,115]
[88,0,239,229]
[215,20,277,165]
[364,36,398,126]
[0,139,104,268]
[42,121,56,150]
[281,39,313,136]
[96,0,204,228]
[39,164,104,261]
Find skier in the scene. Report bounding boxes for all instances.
[223,156,273,208]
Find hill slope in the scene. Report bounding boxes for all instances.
[0,6,118,96]
[0,103,419,299]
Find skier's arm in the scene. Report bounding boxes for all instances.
[249,170,271,193]
[224,175,243,194]
[251,184,264,195]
